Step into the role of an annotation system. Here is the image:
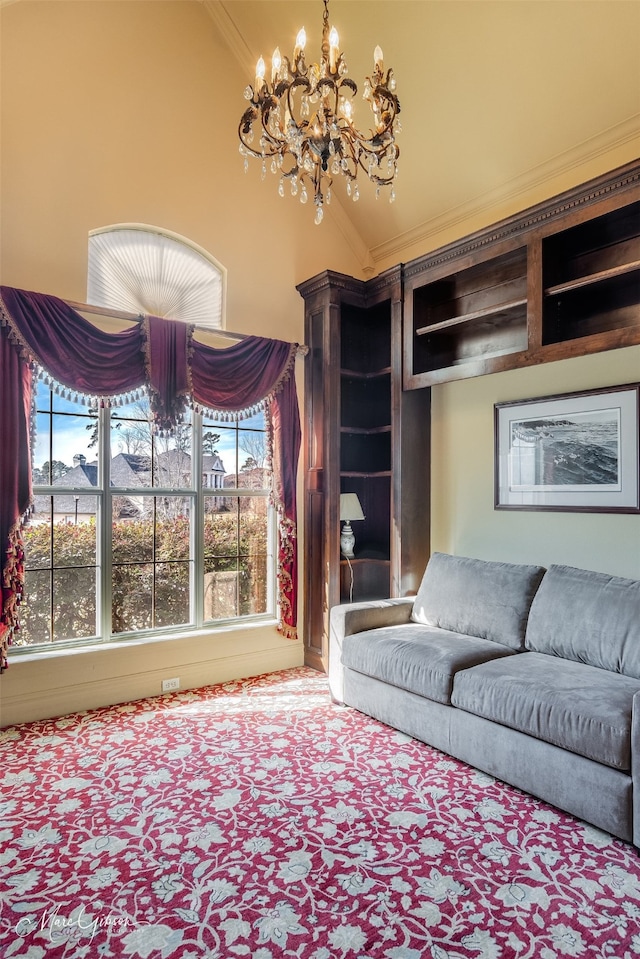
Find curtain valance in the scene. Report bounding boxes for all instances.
[0,286,301,669]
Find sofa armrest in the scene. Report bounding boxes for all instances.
[329,597,415,704]
[632,690,640,847]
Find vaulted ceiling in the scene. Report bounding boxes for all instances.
[205,0,640,270]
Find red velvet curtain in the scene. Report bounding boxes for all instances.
[0,327,32,670]
[0,286,301,669]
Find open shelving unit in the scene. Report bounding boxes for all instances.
[542,199,640,346]
[339,301,393,601]
[404,160,640,388]
[298,269,430,671]
[411,247,529,376]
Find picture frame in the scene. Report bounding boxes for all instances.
[495,384,640,513]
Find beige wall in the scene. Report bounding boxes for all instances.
[431,346,640,579]
[0,1,365,321]
[1,1,638,724]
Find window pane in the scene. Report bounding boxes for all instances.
[32,412,52,486]
[111,397,153,488]
[239,496,269,615]
[112,497,193,634]
[203,411,268,491]
[240,555,268,616]
[32,384,99,486]
[52,568,97,641]
[52,496,97,565]
[52,413,98,485]
[112,512,153,563]
[204,559,239,621]
[237,427,268,488]
[203,494,270,622]
[110,399,193,490]
[153,419,192,489]
[21,502,52,647]
[23,506,52,569]
[156,506,190,562]
[204,504,238,558]
[155,562,191,627]
[20,500,99,646]
[112,564,153,633]
[203,420,237,478]
[16,570,51,647]
[239,496,268,554]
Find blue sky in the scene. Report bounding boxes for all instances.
[33,381,265,478]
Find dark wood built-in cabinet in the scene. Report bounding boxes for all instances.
[404,160,640,388]
[299,160,640,672]
[298,269,430,671]
[542,199,640,347]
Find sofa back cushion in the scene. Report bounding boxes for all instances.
[525,564,640,677]
[411,552,546,651]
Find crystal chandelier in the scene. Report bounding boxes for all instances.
[238,0,400,225]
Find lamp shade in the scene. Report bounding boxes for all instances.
[340,493,365,521]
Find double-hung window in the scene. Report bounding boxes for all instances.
[19,384,275,650]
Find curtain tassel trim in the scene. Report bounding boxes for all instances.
[32,363,149,412]
[0,522,28,672]
[276,513,298,642]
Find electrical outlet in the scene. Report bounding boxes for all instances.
[162,677,180,693]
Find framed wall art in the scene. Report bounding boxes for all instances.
[495,384,640,513]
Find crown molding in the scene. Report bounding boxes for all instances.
[371,114,640,268]
[402,157,640,282]
[201,0,255,75]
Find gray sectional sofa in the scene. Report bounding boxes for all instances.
[329,552,640,846]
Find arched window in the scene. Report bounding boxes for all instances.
[87,224,226,329]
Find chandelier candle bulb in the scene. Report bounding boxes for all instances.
[329,26,339,72]
[294,27,306,61]
[238,0,400,223]
[272,47,282,81]
[255,56,266,91]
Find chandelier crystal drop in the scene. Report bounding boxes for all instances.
[238,0,400,224]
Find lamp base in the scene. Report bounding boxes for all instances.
[340,521,355,558]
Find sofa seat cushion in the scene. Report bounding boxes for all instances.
[341,623,515,706]
[411,552,546,651]
[451,652,640,771]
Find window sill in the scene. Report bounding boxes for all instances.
[8,616,281,666]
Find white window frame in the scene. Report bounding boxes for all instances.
[18,389,276,655]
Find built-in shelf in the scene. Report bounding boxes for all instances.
[416,297,528,336]
[299,268,430,671]
[341,367,392,378]
[341,425,391,435]
[404,160,640,388]
[544,261,640,297]
[341,471,393,478]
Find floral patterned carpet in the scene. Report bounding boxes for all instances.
[1,666,640,959]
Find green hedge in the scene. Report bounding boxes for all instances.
[17,509,269,647]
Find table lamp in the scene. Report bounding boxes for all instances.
[340,493,365,558]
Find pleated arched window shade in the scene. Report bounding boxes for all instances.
[87,225,226,329]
